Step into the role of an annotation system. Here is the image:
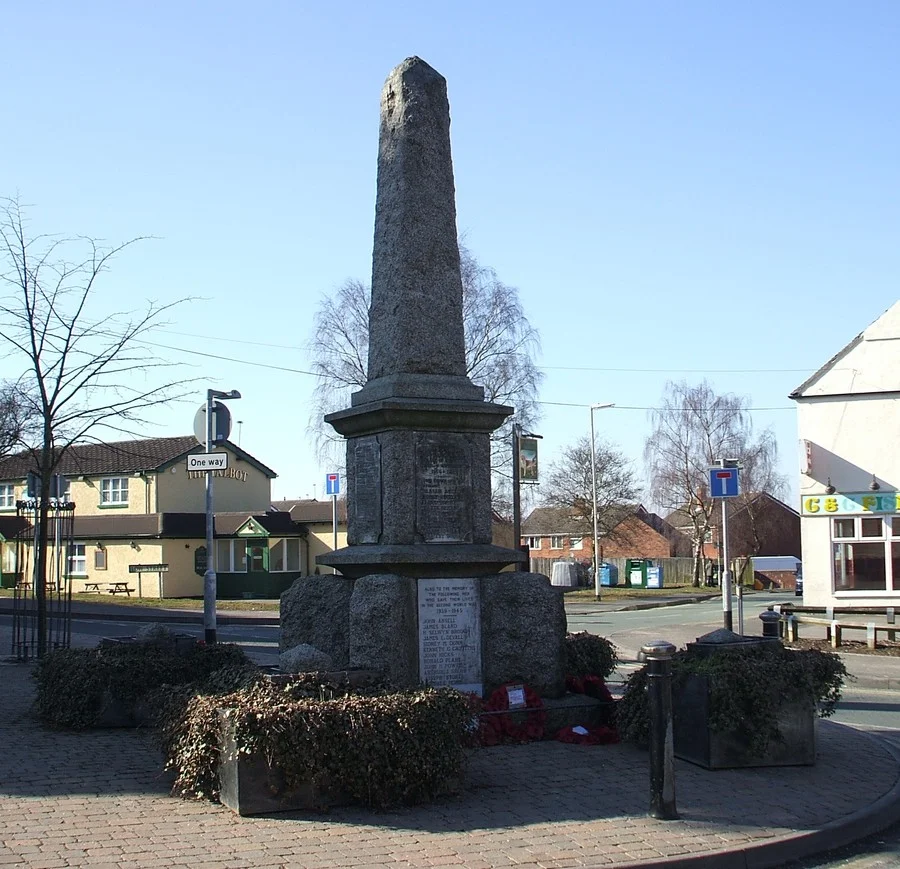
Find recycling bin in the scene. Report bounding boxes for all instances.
[626,558,648,588]
[646,563,663,589]
[599,563,619,587]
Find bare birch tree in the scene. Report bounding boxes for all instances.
[0,196,194,653]
[308,245,543,512]
[540,435,639,535]
[643,380,785,586]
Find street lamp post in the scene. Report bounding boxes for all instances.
[590,403,614,598]
[203,388,241,645]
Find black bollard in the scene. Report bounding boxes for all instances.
[642,640,679,820]
[759,609,781,638]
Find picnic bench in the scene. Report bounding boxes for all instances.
[81,582,102,593]
[107,582,135,596]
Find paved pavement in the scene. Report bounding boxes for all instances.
[2,596,900,868]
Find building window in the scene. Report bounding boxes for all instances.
[569,537,584,550]
[215,539,247,573]
[831,516,900,592]
[2,544,16,574]
[0,484,14,509]
[100,477,128,505]
[525,536,541,550]
[270,538,301,572]
[549,536,565,550]
[67,543,86,576]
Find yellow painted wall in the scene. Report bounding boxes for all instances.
[157,453,272,513]
[68,475,155,516]
[305,523,348,573]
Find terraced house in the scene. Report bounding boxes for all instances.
[0,436,314,599]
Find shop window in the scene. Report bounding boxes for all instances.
[215,540,247,572]
[525,536,541,549]
[0,484,14,509]
[100,477,128,505]
[833,518,855,539]
[892,517,900,537]
[831,516,895,592]
[569,537,584,550]
[549,536,565,550]
[270,538,301,572]
[67,543,86,576]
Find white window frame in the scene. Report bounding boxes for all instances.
[525,536,541,549]
[549,535,565,550]
[67,543,87,576]
[2,543,16,574]
[100,477,129,505]
[831,515,899,592]
[0,483,14,509]
[215,539,247,573]
[269,538,301,572]
[569,536,584,550]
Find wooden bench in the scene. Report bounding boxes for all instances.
[81,582,102,593]
[108,582,135,596]
[778,611,897,649]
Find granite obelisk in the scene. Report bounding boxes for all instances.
[286,58,565,699]
[319,57,523,577]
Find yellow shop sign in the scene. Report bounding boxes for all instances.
[801,492,900,516]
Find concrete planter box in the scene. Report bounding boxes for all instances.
[216,689,463,816]
[673,674,816,769]
[218,711,350,816]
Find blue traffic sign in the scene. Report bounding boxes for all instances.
[709,467,740,498]
[325,473,341,496]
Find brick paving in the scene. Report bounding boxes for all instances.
[2,661,900,868]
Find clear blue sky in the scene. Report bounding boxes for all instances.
[4,1,898,505]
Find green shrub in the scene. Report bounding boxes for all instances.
[616,643,848,755]
[563,631,618,679]
[160,675,473,808]
[32,642,256,730]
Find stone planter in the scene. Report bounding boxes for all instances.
[218,711,348,816]
[673,673,816,770]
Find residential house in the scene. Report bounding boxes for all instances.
[521,504,689,567]
[666,492,800,562]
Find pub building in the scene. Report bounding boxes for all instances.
[792,301,900,608]
[0,436,343,598]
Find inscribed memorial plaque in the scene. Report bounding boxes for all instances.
[415,434,472,543]
[349,436,381,544]
[418,578,481,694]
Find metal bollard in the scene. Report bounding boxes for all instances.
[759,609,781,638]
[642,640,679,820]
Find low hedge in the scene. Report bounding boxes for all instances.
[616,642,847,756]
[563,631,618,679]
[32,642,256,730]
[159,675,473,808]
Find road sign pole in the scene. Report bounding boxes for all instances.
[203,390,217,644]
[332,494,338,575]
[721,498,732,632]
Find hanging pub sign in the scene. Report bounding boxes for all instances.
[519,437,539,483]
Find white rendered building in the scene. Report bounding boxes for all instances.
[791,301,900,607]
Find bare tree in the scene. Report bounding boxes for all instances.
[643,380,785,586]
[540,435,639,535]
[307,245,543,512]
[0,380,32,458]
[0,196,194,653]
